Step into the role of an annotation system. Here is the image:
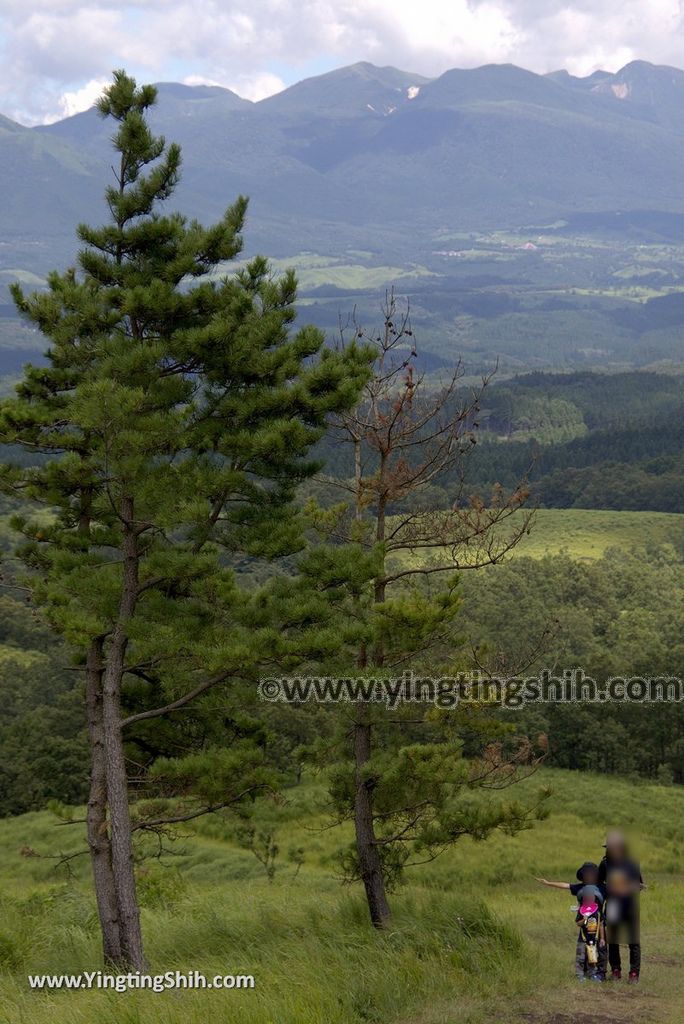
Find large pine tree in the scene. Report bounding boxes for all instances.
[0,71,370,969]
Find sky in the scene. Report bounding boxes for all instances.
[1,0,683,125]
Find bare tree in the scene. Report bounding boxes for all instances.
[314,290,536,927]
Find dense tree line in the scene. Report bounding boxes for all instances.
[467,409,684,511]
[483,370,683,432]
[313,369,684,513]
[0,595,88,816]
[459,546,684,783]
[3,541,682,815]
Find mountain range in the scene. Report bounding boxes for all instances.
[4,59,684,273]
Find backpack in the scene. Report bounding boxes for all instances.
[576,901,602,967]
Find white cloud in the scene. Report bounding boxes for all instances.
[182,71,286,101]
[43,76,111,123]
[228,73,286,102]
[2,0,684,123]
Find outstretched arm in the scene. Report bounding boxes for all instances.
[534,877,571,890]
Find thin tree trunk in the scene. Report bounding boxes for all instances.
[353,465,391,926]
[101,497,145,970]
[373,476,387,665]
[354,435,362,521]
[353,433,369,670]
[354,711,391,928]
[85,638,122,965]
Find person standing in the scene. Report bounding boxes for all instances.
[598,830,644,983]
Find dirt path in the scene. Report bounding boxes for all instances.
[514,955,683,1024]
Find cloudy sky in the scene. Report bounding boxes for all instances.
[1,0,683,124]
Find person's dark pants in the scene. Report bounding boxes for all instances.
[609,943,641,975]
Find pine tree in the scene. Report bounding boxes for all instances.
[0,71,370,968]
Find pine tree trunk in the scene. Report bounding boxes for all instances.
[354,714,391,928]
[102,686,145,970]
[101,499,145,971]
[85,639,122,965]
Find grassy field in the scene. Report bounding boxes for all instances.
[0,768,682,1024]
[207,253,436,292]
[511,509,684,560]
[390,508,684,577]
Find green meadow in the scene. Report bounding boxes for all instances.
[0,768,682,1024]
[389,508,684,585]
[509,509,684,560]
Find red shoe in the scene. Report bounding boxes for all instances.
[628,972,639,984]
[611,969,622,980]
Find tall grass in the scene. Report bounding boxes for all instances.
[1,768,683,1024]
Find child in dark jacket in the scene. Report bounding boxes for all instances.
[536,861,607,981]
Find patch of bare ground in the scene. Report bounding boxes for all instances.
[520,996,653,1024]
[522,1016,635,1024]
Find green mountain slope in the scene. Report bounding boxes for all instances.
[7,59,684,257]
[5,61,684,377]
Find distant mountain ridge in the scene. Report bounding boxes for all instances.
[5,59,684,272]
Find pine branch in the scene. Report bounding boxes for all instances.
[120,671,232,728]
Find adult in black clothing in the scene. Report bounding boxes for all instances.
[598,829,644,983]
